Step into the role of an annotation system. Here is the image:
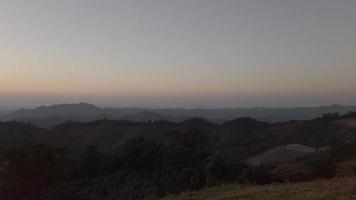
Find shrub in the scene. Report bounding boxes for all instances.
[337,160,356,177]
[118,138,164,171]
[80,145,103,178]
[205,155,228,185]
[236,165,272,185]
[162,147,208,171]
[0,144,77,200]
[162,168,206,193]
[271,163,311,182]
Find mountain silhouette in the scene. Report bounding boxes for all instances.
[3,102,102,119]
[123,111,179,122]
[1,102,356,128]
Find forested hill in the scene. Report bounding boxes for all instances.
[1,102,356,128]
[1,112,356,199]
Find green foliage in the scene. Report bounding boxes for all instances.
[161,168,206,194]
[78,172,163,200]
[80,146,103,178]
[342,111,356,119]
[205,155,228,185]
[162,146,208,171]
[337,160,356,177]
[0,121,44,151]
[303,152,337,179]
[282,119,345,147]
[118,138,164,171]
[44,183,82,200]
[321,112,340,120]
[236,166,272,185]
[166,129,209,150]
[0,144,77,200]
[271,163,311,182]
[0,114,354,199]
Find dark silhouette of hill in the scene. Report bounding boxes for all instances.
[1,113,356,199]
[123,111,180,122]
[1,102,356,128]
[0,121,46,151]
[154,104,356,122]
[0,103,110,128]
[2,102,103,119]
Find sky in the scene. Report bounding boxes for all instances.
[0,0,356,108]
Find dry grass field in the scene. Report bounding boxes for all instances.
[163,177,356,200]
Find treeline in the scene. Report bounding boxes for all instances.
[0,113,356,199]
[0,130,248,199]
[2,136,356,200]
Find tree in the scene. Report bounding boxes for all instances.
[118,138,164,171]
[237,165,272,185]
[80,145,103,178]
[205,155,228,185]
[0,144,75,200]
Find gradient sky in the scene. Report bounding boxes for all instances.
[1,0,356,108]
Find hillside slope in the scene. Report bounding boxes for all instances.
[163,177,356,200]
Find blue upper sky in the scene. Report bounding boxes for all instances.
[0,0,355,108]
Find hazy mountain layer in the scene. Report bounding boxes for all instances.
[1,102,356,128]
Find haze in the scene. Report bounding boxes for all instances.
[1,0,356,108]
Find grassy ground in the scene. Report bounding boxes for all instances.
[163,177,356,200]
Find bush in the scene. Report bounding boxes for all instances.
[304,153,338,179]
[0,144,77,200]
[271,163,311,182]
[337,160,356,177]
[236,165,272,185]
[162,147,208,171]
[162,168,206,193]
[118,138,164,171]
[205,155,228,185]
[44,183,82,200]
[80,145,103,178]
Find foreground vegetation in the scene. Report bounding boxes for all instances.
[163,176,356,200]
[0,112,356,199]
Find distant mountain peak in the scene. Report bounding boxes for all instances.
[2,102,103,121]
[31,102,100,111]
[44,102,98,108]
[1,103,356,128]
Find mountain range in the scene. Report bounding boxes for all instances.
[1,102,356,128]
